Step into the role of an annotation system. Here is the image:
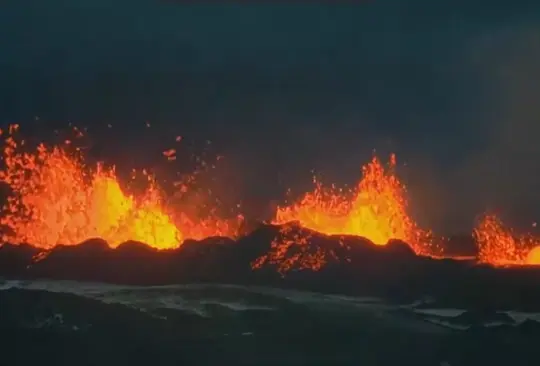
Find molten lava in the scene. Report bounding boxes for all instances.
[254,154,435,273]
[474,214,540,266]
[6,123,540,273]
[0,125,241,249]
[274,155,432,253]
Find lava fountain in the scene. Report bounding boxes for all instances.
[273,154,433,254]
[254,154,436,273]
[0,124,241,249]
[473,214,540,266]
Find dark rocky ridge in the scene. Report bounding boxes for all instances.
[2,222,540,310]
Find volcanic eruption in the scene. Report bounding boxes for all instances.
[1,123,540,274]
[272,154,432,252]
[0,124,242,250]
[473,213,540,266]
[252,154,439,273]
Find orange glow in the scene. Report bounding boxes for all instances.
[0,125,242,250]
[474,214,540,266]
[254,154,436,273]
[274,155,432,253]
[6,123,540,274]
[526,246,540,265]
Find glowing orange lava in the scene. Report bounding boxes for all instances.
[0,125,241,249]
[474,214,540,266]
[254,154,435,273]
[274,155,432,252]
[526,246,540,265]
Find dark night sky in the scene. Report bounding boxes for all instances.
[1,0,540,234]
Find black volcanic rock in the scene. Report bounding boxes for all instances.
[3,225,540,311]
[115,240,156,253]
[35,238,110,261]
[0,243,40,276]
[25,238,113,283]
[75,237,110,252]
[386,239,418,257]
[452,310,516,327]
[175,236,254,282]
[178,236,238,262]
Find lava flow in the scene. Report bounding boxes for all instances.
[0,125,241,250]
[474,214,540,266]
[254,154,436,272]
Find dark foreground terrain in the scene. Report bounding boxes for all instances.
[1,282,540,366]
[2,223,540,310]
[2,223,540,366]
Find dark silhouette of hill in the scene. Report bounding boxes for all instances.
[2,222,540,310]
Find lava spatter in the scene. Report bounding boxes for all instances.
[254,154,436,273]
[474,214,540,266]
[0,125,241,249]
